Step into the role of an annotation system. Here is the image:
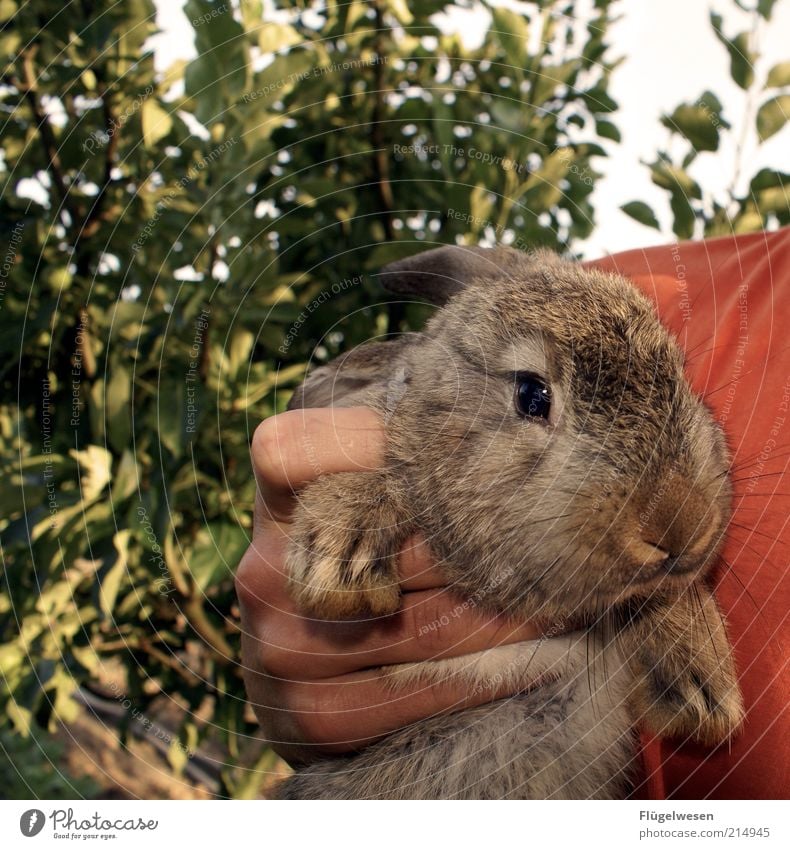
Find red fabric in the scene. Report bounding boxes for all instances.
[585,229,790,799]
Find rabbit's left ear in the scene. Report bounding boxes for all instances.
[378,245,525,306]
[287,338,413,410]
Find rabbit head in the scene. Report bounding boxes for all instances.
[380,245,731,621]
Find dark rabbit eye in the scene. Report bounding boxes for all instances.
[515,374,551,420]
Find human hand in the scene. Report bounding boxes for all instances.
[236,406,547,765]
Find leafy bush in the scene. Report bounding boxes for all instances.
[621,0,790,237]
[0,720,100,799]
[0,0,624,795]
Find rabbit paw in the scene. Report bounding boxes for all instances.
[631,651,744,745]
[286,472,405,619]
[621,586,744,746]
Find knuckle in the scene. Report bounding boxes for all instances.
[263,620,336,679]
[289,685,340,747]
[407,594,455,655]
[234,548,263,611]
[251,415,293,488]
[257,640,296,678]
[234,536,287,613]
[291,685,337,745]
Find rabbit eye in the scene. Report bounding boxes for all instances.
[515,373,551,420]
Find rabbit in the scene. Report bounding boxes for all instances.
[274,245,743,799]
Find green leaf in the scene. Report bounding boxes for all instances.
[155,381,186,456]
[583,85,618,114]
[187,0,245,54]
[661,103,719,152]
[386,0,414,25]
[532,60,579,105]
[697,90,728,120]
[620,201,660,230]
[0,0,16,24]
[187,522,248,591]
[105,362,131,454]
[226,329,255,380]
[710,14,755,90]
[749,168,790,192]
[246,52,315,110]
[756,95,790,141]
[52,670,80,724]
[69,445,113,502]
[99,531,132,619]
[141,99,173,148]
[490,99,527,132]
[766,61,790,89]
[184,54,225,126]
[755,186,789,215]
[595,118,621,142]
[110,449,139,502]
[492,7,529,68]
[42,265,73,293]
[167,729,191,775]
[733,203,765,232]
[6,701,33,736]
[258,23,302,54]
[184,1,248,123]
[649,160,702,199]
[757,0,779,20]
[670,189,695,239]
[728,32,755,89]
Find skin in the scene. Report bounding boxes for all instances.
[235,406,549,766]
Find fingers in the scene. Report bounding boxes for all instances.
[236,526,540,680]
[239,404,550,763]
[263,588,540,676]
[397,535,446,590]
[254,665,537,757]
[251,407,386,522]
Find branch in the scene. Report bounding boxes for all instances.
[135,636,209,688]
[80,69,120,240]
[371,1,395,237]
[727,10,763,207]
[183,597,233,658]
[371,1,403,333]
[18,47,77,220]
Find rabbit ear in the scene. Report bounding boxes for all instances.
[378,245,526,306]
[287,337,413,410]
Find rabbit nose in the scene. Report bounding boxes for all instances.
[628,538,670,568]
[638,542,692,575]
[632,472,723,569]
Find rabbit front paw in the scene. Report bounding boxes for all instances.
[286,472,406,619]
[621,586,743,746]
[632,653,744,745]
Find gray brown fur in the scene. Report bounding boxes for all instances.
[276,246,743,799]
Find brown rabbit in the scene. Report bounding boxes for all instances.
[275,245,743,799]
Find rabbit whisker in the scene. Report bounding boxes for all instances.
[691,582,722,670]
[717,553,761,613]
[724,527,786,575]
[727,519,787,546]
[729,470,788,484]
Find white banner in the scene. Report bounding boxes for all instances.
[1,799,787,848]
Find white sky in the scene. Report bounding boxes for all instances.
[150,0,790,259]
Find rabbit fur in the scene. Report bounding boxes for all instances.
[275,245,743,799]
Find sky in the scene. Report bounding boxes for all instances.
[149,0,790,260]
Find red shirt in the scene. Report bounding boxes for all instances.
[588,229,790,799]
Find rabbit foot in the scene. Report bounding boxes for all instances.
[632,654,744,745]
[622,586,744,745]
[286,471,407,619]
